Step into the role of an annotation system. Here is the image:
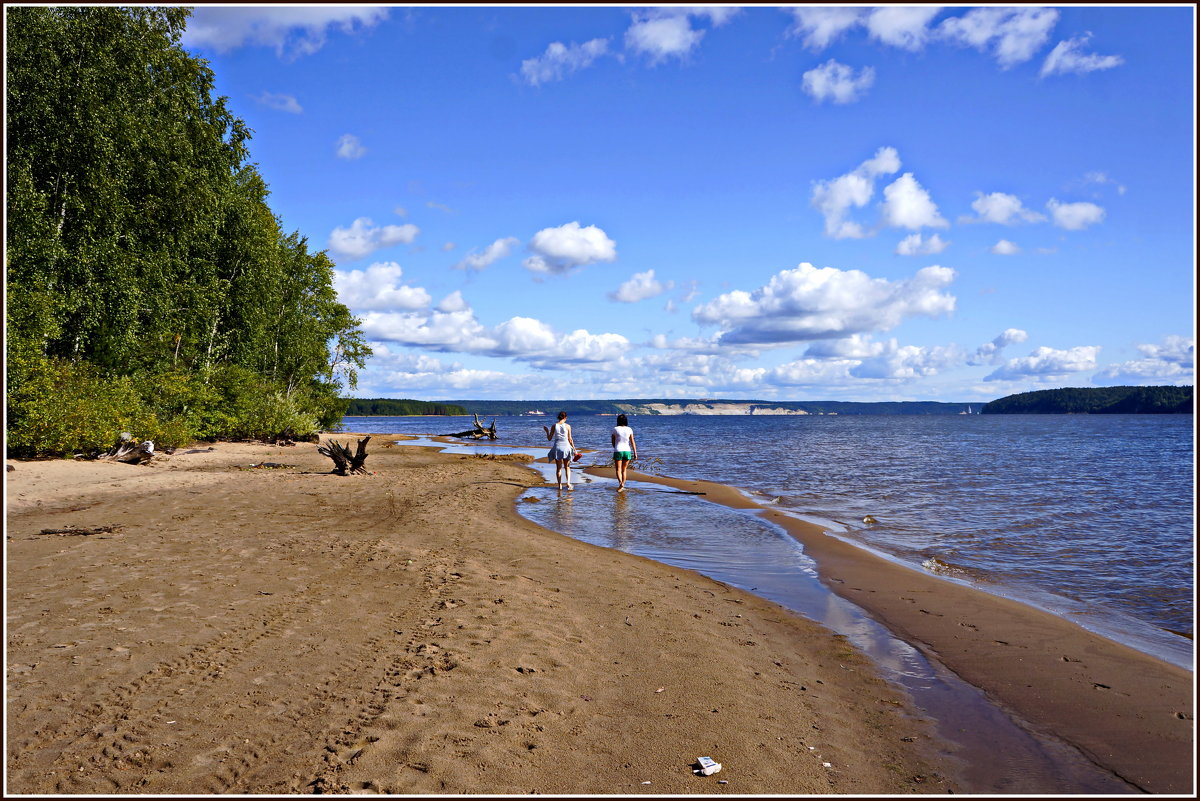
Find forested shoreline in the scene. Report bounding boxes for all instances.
[344,399,468,416]
[6,7,370,458]
[981,386,1193,414]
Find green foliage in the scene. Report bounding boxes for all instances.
[6,7,371,457]
[982,386,1194,414]
[345,398,470,416]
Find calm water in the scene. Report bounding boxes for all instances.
[338,413,1194,668]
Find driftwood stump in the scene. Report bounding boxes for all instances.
[446,413,498,440]
[318,436,371,475]
[104,433,155,464]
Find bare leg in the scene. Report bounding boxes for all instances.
[565,462,573,489]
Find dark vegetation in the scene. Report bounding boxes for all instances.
[6,7,370,457]
[982,386,1193,414]
[344,399,468,416]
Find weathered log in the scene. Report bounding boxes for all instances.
[318,436,371,475]
[446,413,498,440]
[104,433,155,464]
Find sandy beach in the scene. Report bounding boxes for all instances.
[585,464,1195,795]
[7,438,955,795]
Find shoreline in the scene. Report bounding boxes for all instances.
[6,439,956,794]
[583,462,1195,794]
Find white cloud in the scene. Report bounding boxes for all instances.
[785,7,865,50]
[1046,198,1106,230]
[1093,336,1195,385]
[1041,33,1124,77]
[520,38,609,86]
[254,91,302,113]
[881,173,948,230]
[810,146,902,239]
[333,262,431,312]
[609,270,673,303]
[802,60,876,104]
[360,307,495,354]
[991,239,1021,255]
[896,233,949,256]
[938,7,1059,68]
[437,290,469,313]
[692,262,957,346]
[624,8,737,64]
[986,345,1101,381]
[960,191,1047,224]
[850,340,967,380]
[442,242,456,252]
[336,134,366,160]
[972,328,1029,365]
[865,7,941,51]
[1082,171,1127,196]
[453,237,520,272]
[328,217,420,260]
[182,7,388,59]
[524,222,617,275]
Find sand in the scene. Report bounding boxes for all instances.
[584,465,1196,795]
[6,439,955,795]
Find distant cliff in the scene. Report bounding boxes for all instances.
[982,386,1193,414]
[440,399,973,416]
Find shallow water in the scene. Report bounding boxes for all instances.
[340,413,1194,668]
[370,431,1137,793]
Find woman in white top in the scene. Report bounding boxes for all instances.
[610,414,637,491]
[543,411,576,490]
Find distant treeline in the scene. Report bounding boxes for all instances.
[982,386,1193,414]
[439,399,974,415]
[345,399,468,416]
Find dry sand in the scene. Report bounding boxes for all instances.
[6,439,955,795]
[586,465,1196,795]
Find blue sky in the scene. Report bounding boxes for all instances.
[180,5,1196,402]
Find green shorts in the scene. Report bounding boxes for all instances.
[613,451,633,462]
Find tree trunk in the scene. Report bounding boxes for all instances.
[317,436,371,475]
[445,413,497,440]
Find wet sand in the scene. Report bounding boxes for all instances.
[7,439,954,795]
[584,464,1195,795]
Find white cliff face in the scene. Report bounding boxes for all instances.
[615,403,811,416]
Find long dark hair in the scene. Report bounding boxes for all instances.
[616,414,628,427]
[557,411,568,421]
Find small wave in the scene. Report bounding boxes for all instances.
[922,556,971,579]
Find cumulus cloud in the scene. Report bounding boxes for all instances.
[802,60,875,104]
[1041,33,1124,77]
[359,347,532,396]
[865,6,941,51]
[880,173,949,231]
[692,262,957,346]
[810,146,902,239]
[1093,336,1194,385]
[336,134,366,160]
[960,191,1047,225]
[1046,198,1105,230]
[524,222,617,275]
[985,345,1101,381]
[609,270,674,303]
[850,340,967,380]
[624,7,738,64]
[520,38,609,86]
[254,91,302,113]
[328,217,420,260]
[991,239,1021,255]
[359,293,632,368]
[971,328,1029,365]
[333,262,431,312]
[182,7,388,59]
[785,7,865,50]
[895,233,949,256]
[937,7,1059,68]
[453,237,520,272]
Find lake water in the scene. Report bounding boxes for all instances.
[338,413,1194,670]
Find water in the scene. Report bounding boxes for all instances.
[338,413,1194,669]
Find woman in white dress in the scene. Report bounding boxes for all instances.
[610,414,637,491]
[543,411,576,490]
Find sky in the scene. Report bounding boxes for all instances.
[179,4,1196,403]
